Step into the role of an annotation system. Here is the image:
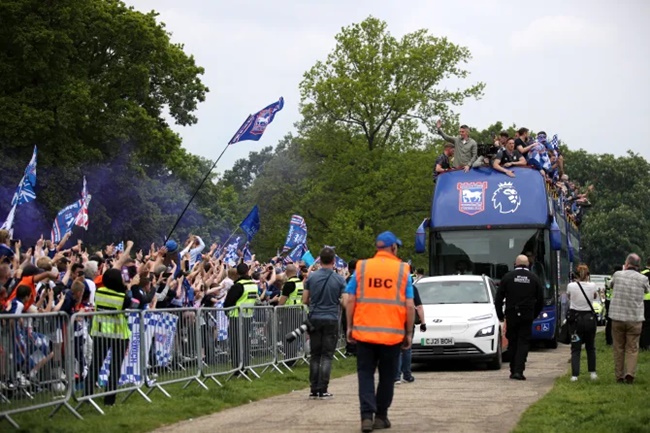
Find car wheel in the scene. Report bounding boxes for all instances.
[487,333,502,370]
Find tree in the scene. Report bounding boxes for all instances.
[299,16,485,151]
[0,0,212,247]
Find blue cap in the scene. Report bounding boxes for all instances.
[165,240,178,253]
[375,231,402,248]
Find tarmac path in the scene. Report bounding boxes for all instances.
[153,344,570,433]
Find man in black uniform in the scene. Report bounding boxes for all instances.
[495,255,544,380]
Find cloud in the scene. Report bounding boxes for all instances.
[510,15,612,51]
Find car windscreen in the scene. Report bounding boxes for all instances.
[415,280,490,304]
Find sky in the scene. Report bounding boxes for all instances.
[125,0,650,174]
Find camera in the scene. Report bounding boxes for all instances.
[285,319,314,342]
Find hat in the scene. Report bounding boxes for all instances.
[102,268,127,293]
[165,240,178,253]
[375,231,403,248]
[443,142,454,148]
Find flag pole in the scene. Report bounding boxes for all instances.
[216,227,242,255]
[166,143,231,242]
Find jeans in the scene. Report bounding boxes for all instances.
[395,347,413,381]
[640,300,650,349]
[308,319,338,393]
[356,341,401,421]
[612,320,643,379]
[505,312,533,375]
[228,316,252,370]
[569,313,596,376]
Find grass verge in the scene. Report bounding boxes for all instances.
[6,358,357,433]
[514,332,650,433]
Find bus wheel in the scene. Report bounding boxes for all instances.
[487,333,502,370]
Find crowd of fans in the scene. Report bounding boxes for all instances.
[0,229,351,390]
[434,122,593,225]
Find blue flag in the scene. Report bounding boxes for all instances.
[12,146,37,206]
[301,250,315,267]
[224,236,242,266]
[229,97,284,144]
[287,243,307,263]
[239,205,260,241]
[334,255,347,270]
[283,214,307,252]
[51,200,83,243]
[415,218,427,254]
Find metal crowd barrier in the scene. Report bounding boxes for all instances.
[275,305,309,372]
[198,306,239,387]
[143,308,207,398]
[0,312,81,429]
[333,312,348,361]
[1,305,353,429]
[71,310,151,415]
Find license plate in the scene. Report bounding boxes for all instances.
[421,337,454,346]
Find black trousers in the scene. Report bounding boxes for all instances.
[605,300,613,345]
[86,337,128,405]
[641,300,650,349]
[570,312,597,376]
[506,313,533,375]
[308,319,338,393]
[356,341,401,421]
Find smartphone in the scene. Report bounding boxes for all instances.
[121,266,131,283]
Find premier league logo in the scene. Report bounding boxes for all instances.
[492,182,522,214]
[457,181,488,216]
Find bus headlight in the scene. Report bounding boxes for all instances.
[475,325,495,337]
[539,312,549,319]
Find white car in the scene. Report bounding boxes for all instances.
[412,275,504,370]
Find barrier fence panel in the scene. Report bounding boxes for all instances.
[71,310,150,416]
[333,312,348,360]
[0,312,82,429]
[198,306,239,387]
[275,305,309,372]
[243,306,282,378]
[143,308,207,398]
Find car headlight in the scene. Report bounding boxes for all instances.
[468,313,493,321]
[474,325,495,337]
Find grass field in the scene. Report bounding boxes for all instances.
[514,332,650,433]
[5,358,357,433]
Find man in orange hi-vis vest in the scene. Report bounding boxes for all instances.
[345,231,415,433]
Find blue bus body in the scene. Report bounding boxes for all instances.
[422,166,579,346]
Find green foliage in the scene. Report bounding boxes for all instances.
[514,333,650,433]
[299,16,485,151]
[562,149,650,273]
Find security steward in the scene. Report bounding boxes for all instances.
[87,268,132,405]
[495,255,544,381]
[223,263,259,373]
[604,265,622,346]
[278,264,305,362]
[641,259,650,350]
[345,231,414,433]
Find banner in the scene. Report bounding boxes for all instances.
[239,205,260,241]
[283,215,307,252]
[11,145,37,207]
[229,97,284,144]
[99,312,178,386]
[74,176,91,230]
[51,200,83,242]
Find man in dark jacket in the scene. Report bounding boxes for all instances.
[495,255,544,380]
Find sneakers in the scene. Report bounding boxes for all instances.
[570,376,578,382]
[590,372,598,381]
[318,392,334,400]
[361,419,374,433]
[373,417,392,430]
[625,374,635,384]
[394,379,401,385]
[402,376,415,383]
[308,392,319,399]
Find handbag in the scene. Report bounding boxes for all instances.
[560,282,596,344]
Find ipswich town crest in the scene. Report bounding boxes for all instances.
[457,181,488,216]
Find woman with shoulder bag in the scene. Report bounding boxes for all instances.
[567,264,599,382]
